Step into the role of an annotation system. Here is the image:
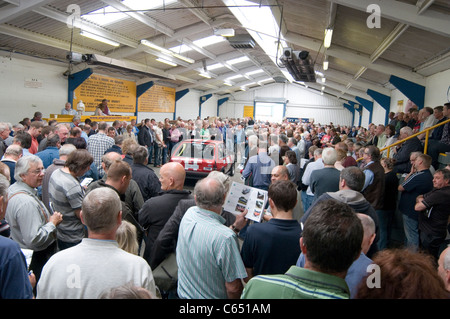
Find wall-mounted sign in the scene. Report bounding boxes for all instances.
[73,74,136,113]
[138,84,175,113]
[24,78,43,88]
[243,105,254,118]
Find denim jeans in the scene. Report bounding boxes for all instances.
[301,191,314,214]
[402,214,419,251]
[147,144,154,164]
[376,209,394,250]
[162,145,168,164]
[154,144,162,166]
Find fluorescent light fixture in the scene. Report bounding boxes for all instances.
[223,81,233,86]
[170,35,226,54]
[324,28,333,48]
[226,74,244,81]
[214,28,235,37]
[321,77,326,83]
[141,39,195,63]
[240,86,247,91]
[80,31,120,46]
[226,56,250,65]
[172,53,195,64]
[207,63,224,70]
[156,58,177,67]
[245,69,264,76]
[141,40,172,54]
[199,71,211,79]
[258,78,273,83]
[323,60,329,71]
[194,35,226,48]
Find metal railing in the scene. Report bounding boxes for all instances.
[357,117,450,160]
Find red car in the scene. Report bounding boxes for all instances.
[170,139,235,178]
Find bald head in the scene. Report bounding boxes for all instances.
[159,162,186,190]
[271,165,289,183]
[101,151,122,173]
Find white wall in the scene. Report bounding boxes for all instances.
[174,89,201,120]
[219,83,353,126]
[2,53,449,128]
[371,101,386,126]
[0,53,67,124]
[425,68,450,107]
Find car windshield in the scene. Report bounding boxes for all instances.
[173,142,215,160]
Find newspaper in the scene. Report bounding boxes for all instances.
[223,181,268,223]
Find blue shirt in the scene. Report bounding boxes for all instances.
[242,152,275,190]
[0,236,34,299]
[36,146,59,168]
[176,206,247,299]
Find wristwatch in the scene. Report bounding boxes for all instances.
[230,224,240,233]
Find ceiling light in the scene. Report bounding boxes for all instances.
[223,81,233,86]
[322,77,326,83]
[141,39,195,64]
[171,53,195,64]
[323,59,329,71]
[199,71,211,79]
[214,28,235,37]
[324,28,333,49]
[156,58,177,67]
[80,31,120,47]
[141,40,172,55]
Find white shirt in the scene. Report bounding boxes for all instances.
[37,238,156,299]
[301,158,324,196]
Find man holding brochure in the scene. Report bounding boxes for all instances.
[240,180,301,280]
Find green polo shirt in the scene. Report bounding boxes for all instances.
[241,266,350,299]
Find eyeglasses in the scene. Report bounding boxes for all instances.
[30,168,45,175]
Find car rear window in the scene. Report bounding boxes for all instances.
[173,142,215,160]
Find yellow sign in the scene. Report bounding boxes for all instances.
[138,84,175,113]
[243,105,254,118]
[73,74,136,113]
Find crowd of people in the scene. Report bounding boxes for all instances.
[0,100,449,300]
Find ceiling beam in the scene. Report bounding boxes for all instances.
[101,0,175,37]
[332,0,450,37]
[33,6,138,48]
[177,65,262,91]
[179,0,213,25]
[324,69,391,95]
[284,31,426,85]
[0,0,53,24]
[0,24,104,55]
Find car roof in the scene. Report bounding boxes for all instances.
[180,139,223,145]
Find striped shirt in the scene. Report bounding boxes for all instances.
[87,132,114,176]
[176,206,247,299]
[241,266,350,299]
[48,169,85,243]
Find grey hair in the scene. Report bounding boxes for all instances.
[0,174,10,197]
[14,155,43,182]
[59,143,76,157]
[400,126,413,136]
[82,187,122,233]
[4,144,23,157]
[357,213,376,238]
[194,177,225,210]
[322,147,337,165]
[208,171,231,193]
